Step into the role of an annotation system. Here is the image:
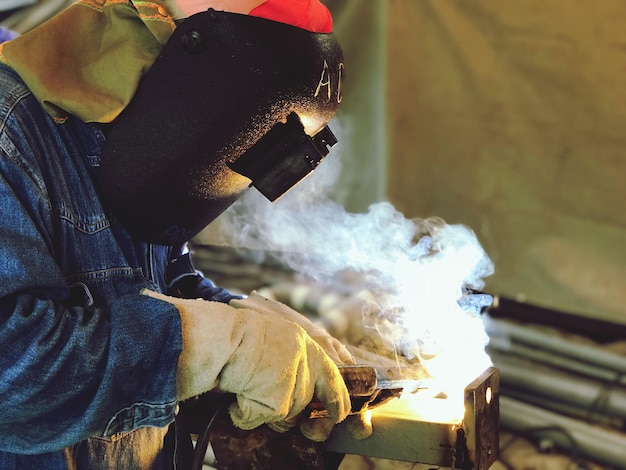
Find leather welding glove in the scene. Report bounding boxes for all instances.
[230,292,374,441]
[142,290,351,431]
[299,413,373,442]
[229,291,356,366]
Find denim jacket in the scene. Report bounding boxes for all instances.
[0,64,235,469]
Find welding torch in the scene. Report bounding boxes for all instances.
[308,363,429,418]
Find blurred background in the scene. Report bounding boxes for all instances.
[3,1,626,468]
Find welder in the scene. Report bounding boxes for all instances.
[0,1,358,468]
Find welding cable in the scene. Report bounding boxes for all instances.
[191,393,236,470]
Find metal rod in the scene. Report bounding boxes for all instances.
[502,388,621,429]
[493,355,626,419]
[487,339,626,386]
[485,316,626,374]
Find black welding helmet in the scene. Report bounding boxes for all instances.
[100,9,343,245]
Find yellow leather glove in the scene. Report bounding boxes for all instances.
[299,413,373,442]
[142,290,351,431]
[230,292,374,441]
[229,291,356,366]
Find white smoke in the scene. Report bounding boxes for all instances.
[211,147,494,388]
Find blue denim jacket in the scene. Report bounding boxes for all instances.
[0,64,236,468]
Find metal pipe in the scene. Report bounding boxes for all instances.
[485,315,626,374]
[487,339,626,386]
[493,355,626,419]
[502,388,622,429]
[500,396,626,469]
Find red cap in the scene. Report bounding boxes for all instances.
[249,0,332,33]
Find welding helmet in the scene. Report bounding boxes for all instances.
[100,7,343,245]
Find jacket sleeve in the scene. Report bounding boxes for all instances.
[0,292,182,453]
[165,244,242,302]
[0,106,181,454]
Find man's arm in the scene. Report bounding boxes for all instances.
[0,103,182,453]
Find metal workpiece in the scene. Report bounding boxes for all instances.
[323,367,500,469]
[462,367,500,470]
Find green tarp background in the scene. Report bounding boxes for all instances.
[329,0,626,326]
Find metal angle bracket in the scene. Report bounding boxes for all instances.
[458,367,500,470]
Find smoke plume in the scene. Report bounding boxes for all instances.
[211,145,494,389]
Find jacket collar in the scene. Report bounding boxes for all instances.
[0,0,176,123]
